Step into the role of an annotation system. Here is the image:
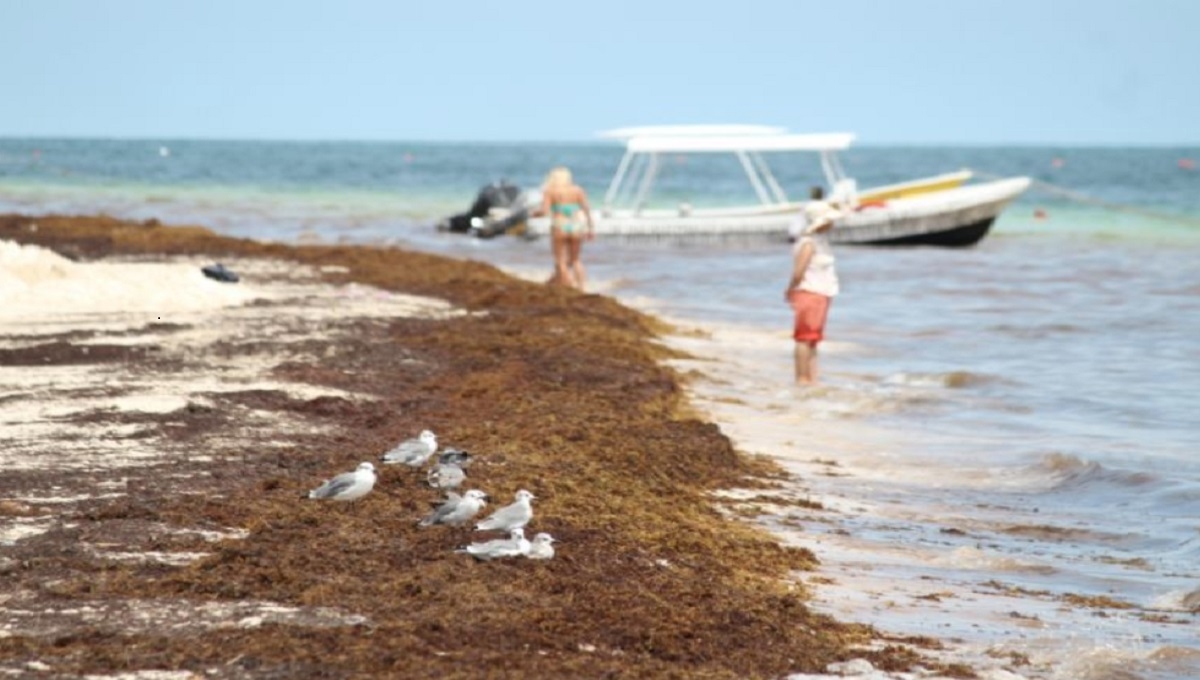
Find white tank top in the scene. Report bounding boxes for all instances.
[793,233,839,297]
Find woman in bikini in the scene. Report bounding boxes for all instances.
[535,166,594,290]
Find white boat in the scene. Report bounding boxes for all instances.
[527,125,1030,246]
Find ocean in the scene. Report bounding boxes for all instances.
[2,138,1199,678]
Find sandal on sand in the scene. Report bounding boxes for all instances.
[201,263,240,283]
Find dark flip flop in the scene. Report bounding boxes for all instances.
[201,263,240,283]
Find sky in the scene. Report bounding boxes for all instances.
[4,0,1199,145]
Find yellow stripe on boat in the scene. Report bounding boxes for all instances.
[858,170,973,202]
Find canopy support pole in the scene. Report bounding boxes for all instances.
[603,150,634,209]
[751,152,789,204]
[736,151,772,205]
[632,153,661,213]
[830,152,847,184]
[614,153,646,209]
[820,151,846,187]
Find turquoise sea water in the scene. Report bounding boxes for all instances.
[2,139,1199,678]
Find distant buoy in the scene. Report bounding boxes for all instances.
[1179,158,1196,171]
[159,146,170,157]
[1051,157,1065,169]
[1034,209,1047,219]
[402,152,414,163]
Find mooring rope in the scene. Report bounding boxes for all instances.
[970,168,1200,227]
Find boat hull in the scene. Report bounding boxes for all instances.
[851,216,994,247]
[831,178,1029,246]
[527,177,1030,247]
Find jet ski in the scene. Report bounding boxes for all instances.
[436,180,537,239]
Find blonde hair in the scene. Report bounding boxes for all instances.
[544,166,573,189]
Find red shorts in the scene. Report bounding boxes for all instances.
[788,290,831,344]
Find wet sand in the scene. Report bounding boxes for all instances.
[0,215,958,679]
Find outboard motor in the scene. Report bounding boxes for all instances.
[437,180,531,238]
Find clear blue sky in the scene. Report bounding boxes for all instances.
[5,0,1198,144]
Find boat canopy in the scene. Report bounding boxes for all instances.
[625,133,854,154]
[598,124,787,139]
[598,125,856,211]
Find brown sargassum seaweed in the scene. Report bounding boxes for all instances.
[0,215,951,679]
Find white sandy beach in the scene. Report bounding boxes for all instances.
[1,241,462,473]
[0,241,462,654]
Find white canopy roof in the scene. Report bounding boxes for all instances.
[598,124,787,139]
[622,132,855,153]
[597,125,854,152]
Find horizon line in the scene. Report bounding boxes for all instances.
[0,134,1197,149]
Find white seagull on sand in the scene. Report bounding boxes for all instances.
[426,462,466,490]
[381,430,438,467]
[474,489,535,532]
[525,533,557,560]
[306,462,377,501]
[460,528,531,561]
[419,489,488,527]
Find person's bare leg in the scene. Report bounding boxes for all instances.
[567,238,586,291]
[550,231,571,286]
[794,342,816,385]
[546,231,559,284]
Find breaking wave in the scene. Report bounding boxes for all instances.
[882,370,998,389]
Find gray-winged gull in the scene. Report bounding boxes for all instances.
[306,462,377,501]
[525,532,556,560]
[426,462,466,490]
[474,489,535,532]
[459,528,531,561]
[419,489,488,527]
[381,430,438,466]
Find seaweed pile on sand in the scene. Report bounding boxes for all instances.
[0,215,952,678]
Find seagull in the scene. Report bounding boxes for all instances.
[459,528,530,561]
[419,489,488,527]
[437,448,473,468]
[381,430,438,466]
[426,462,466,490]
[475,489,535,532]
[306,462,377,501]
[526,533,556,560]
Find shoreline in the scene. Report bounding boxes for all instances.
[0,215,957,678]
[641,308,1200,680]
